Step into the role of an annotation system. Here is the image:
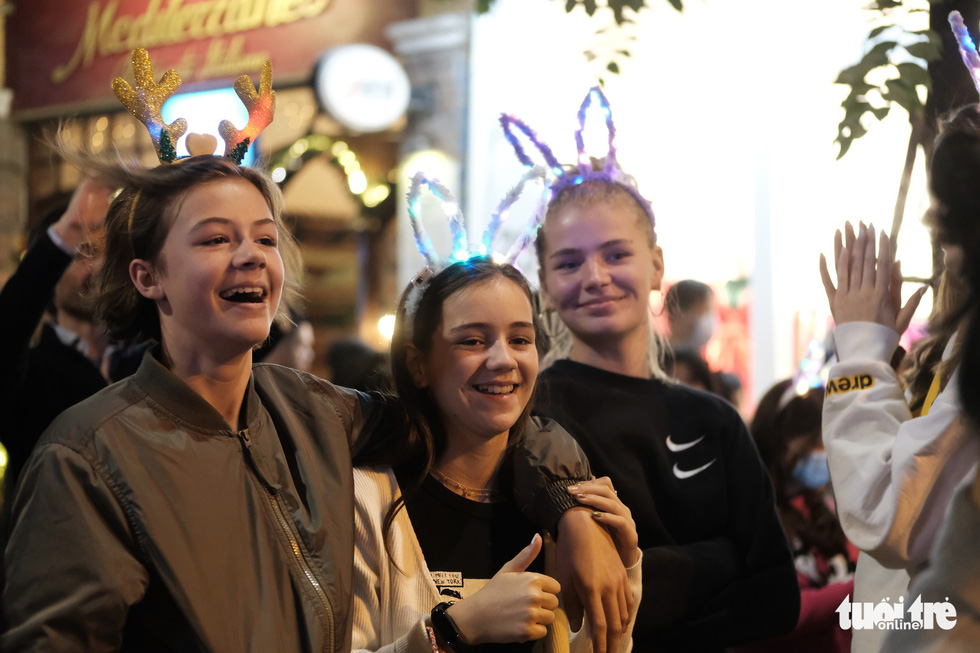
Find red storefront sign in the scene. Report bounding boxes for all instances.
[6,0,418,117]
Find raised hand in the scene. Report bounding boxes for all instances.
[49,178,112,251]
[446,534,560,645]
[819,221,926,334]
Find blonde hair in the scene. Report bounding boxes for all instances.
[534,179,668,378]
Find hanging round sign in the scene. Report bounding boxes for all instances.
[314,44,411,132]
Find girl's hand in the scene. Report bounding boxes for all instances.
[445,534,560,645]
[819,221,926,332]
[568,477,640,568]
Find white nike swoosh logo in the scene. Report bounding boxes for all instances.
[673,459,716,479]
[665,434,705,452]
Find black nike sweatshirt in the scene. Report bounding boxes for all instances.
[535,359,800,652]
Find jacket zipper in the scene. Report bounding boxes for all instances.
[237,429,336,651]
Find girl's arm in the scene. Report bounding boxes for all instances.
[351,467,562,652]
[566,478,643,653]
[820,222,979,566]
[823,326,977,567]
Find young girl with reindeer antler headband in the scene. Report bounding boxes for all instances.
[349,173,641,653]
[1,51,630,653]
[499,88,800,651]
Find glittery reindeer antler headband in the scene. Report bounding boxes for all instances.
[949,11,980,97]
[112,48,276,164]
[500,86,655,228]
[403,166,550,319]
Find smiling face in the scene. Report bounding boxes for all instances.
[538,195,664,348]
[130,178,284,362]
[409,276,538,444]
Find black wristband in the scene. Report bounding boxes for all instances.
[430,602,475,652]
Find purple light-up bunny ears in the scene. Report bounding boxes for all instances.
[499,86,656,230]
[403,166,550,318]
[950,11,980,97]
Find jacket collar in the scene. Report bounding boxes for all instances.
[133,346,260,433]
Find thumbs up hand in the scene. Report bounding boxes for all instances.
[444,534,561,645]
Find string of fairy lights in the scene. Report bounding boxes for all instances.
[268,133,392,210]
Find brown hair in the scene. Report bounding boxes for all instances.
[751,380,850,561]
[377,257,542,556]
[66,153,302,343]
[902,274,964,410]
[901,105,980,402]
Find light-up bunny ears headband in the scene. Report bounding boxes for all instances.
[499,86,656,228]
[403,166,550,319]
[112,48,275,164]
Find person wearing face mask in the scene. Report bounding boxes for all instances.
[740,379,856,653]
[665,280,716,354]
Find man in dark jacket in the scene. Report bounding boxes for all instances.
[0,179,112,495]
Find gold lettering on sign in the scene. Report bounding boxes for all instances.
[52,0,332,83]
[201,36,269,78]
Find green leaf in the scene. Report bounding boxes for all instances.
[869,24,893,38]
[607,61,620,74]
[611,2,624,23]
[566,0,577,12]
[835,41,896,85]
[584,0,598,15]
[846,81,876,97]
[665,0,683,10]
[896,61,931,89]
[617,49,632,57]
[910,29,943,49]
[864,40,898,65]
[835,96,894,159]
[836,64,870,86]
[883,78,924,116]
[905,40,942,61]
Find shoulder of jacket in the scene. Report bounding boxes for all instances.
[252,363,358,424]
[39,378,146,452]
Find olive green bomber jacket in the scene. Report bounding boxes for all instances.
[2,350,588,652]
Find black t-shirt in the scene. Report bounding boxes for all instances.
[400,471,542,652]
